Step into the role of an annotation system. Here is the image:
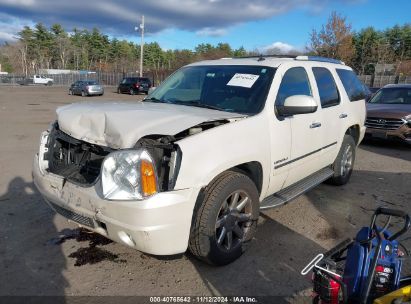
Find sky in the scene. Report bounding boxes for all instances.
[0,0,410,52]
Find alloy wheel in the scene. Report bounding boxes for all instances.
[215,190,253,251]
[340,145,353,176]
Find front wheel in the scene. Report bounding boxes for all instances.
[81,91,87,97]
[189,171,259,265]
[328,135,356,185]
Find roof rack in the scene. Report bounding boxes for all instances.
[227,54,345,65]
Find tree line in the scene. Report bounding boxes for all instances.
[0,12,410,76]
[0,23,247,76]
[309,12,411,75]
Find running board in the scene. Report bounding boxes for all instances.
[260,167,334,210]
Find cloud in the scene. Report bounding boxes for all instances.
[0,31,16,42]
[196,27,227,37]
[0,13,34,42]
[262,41,297,54]
[0,0,361,40]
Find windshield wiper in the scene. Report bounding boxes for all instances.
[142,97,171,104]
[178,100,224,111]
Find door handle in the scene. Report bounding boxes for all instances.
[339,113,348,119]
[310,122,322,129]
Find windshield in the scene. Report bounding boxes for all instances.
[369,87,411,104]
[147,65,275,114]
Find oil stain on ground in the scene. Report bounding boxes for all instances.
[69,246,126,267]
[47,228,126,266]
[316,227,340,240]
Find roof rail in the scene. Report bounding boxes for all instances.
[229,54,297,61]
[222,54,345,64]
[296,56,345,65]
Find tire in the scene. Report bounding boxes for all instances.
[68,89,73,95]
[189,171,260,265]
[117,88,121,94]
[328,135,356,185]
[129,88,135,95]
[47,81,53,86]
[81,91,86,97]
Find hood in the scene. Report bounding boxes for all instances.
[367,103,411,119]
[56,101,244,149]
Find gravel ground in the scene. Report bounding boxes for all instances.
[0,86,410,302]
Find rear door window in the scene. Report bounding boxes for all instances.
[312,67,340,108]
[336,69,366,101]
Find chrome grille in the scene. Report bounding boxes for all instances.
[50,202,95,228]
[365,117,405,130]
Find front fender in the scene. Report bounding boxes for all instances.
[174,115,271,199]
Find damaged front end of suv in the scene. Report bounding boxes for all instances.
[33,109,241,255]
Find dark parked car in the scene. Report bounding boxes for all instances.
[69,80,104,96]
[117,77,152,95]
[365,84,411,143]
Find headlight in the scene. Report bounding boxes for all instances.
[101,149,158,200]
[405,114,411,126]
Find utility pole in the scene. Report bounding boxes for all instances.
[139,16,145,77]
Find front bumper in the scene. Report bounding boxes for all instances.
[365,124,411,143]
[33,153,198,255]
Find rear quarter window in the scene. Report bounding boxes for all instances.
[336,69,366,102]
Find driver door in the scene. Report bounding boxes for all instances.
[273,64,324,188]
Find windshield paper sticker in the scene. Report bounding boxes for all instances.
[227,73,260,88]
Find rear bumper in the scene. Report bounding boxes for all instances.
[33,153,198,255]
[86,89,104,95]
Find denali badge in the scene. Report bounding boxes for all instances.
[378,119,386,124]
[274,157,289,165]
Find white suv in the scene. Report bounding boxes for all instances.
[33,56,366,265]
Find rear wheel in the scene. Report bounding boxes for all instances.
[68,89,73,95]
[81,91,87,97]
[189,171,259,265]
[328,135,356,185]
[117,88,121,94]
[129,88,135,95]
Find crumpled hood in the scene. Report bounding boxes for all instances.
[56,101,243,149]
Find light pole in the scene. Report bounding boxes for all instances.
[135,16,145,77]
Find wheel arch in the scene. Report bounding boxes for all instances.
[229,161,263,195]
[345,124,360,145]
[193,161,264,209]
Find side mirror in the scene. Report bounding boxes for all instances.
[277,95,318,116]
[148,87,157,95]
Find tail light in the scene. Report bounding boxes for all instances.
[134,83,140,88]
